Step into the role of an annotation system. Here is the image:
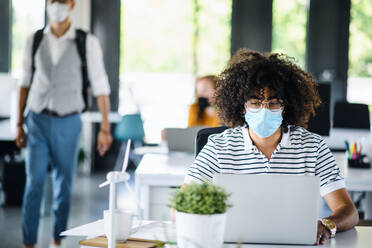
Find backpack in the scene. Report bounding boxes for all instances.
[30,28,92,112]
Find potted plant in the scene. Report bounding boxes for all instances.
[170,182,231,248]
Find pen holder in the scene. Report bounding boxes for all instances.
[348,155,370,169]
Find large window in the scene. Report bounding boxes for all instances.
[348,0,372,113]
[272,0,308,68]
[120,0,231,143]
[12,0,45,76]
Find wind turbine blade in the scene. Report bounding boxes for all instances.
[121,139,132,173]
[99,181,110,188]
[124,180,134,194]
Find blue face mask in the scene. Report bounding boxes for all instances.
[244,108,283,138]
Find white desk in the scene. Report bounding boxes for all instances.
[0,119,14,141]
[135,152,372,220]
[323,128,371,150]
[65,221,372,248]
[135,153,194,220]
[334,152,372,219]
[225,227,372,248]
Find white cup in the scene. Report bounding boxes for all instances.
[104,209,140,241]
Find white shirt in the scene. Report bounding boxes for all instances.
[185,126,345,197]
[20,25,110,97]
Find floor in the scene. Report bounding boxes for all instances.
[0,169,136,248]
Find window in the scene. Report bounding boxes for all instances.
[348,0,372,116]
[272,0,308,68]
[12,0,45,76]
[193,0,232,75]
[120,0,231,143]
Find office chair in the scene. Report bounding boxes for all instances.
[114,114,145,142]
[333,101,370,130]
[114,114,146,171]
[195,126,228,157]
[307,83,331,136]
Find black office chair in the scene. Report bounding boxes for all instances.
[307,82,331,136]
[194,126,228,157]
[333,101,370,130]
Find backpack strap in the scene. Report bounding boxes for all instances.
[30,28,45,87]
[75,29,91,112]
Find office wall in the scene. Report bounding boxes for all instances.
[231,0,272,55]
[0,0,11,72]
[71,0,91,32]
[91,0,120,111]
[306,0,351,119]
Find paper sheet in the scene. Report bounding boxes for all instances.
[61,219,176,243]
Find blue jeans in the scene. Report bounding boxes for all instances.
[22,111,81,245]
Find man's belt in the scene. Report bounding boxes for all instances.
[41,109,79,118]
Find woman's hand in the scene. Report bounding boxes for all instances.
[316,220,331,245]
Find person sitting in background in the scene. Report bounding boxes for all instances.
[184,49,358,245]
[187,75,221,127]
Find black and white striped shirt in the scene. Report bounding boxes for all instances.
[185,126,345,196]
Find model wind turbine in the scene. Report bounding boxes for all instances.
[99,139,134,248]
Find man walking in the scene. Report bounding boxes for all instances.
[15,1,112,247]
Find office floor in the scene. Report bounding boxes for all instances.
[0,170,136,248]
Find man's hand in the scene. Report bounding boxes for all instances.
[316,220,331,245]
[97,130,113,156]
[15,126,26,148]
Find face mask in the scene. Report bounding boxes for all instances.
[47,2,70,23]
[197,97,210,119]
[245,108,283,138]
[198,97,210,110]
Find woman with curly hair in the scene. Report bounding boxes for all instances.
[184,49,358,245]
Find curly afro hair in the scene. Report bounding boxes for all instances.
[213,48,321,130]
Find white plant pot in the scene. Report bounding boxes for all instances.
[176,211,226,248]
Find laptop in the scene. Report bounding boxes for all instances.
[165,127,202,154]
[213,174,319,245]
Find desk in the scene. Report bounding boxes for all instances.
[134,153,194,220]
[225,227,372,248]
[65,221,372,248]
[334,152,372,219]
[0,119,14,141]
[135,152,372,221]
[323,128,371,150]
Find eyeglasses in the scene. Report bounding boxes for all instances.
[246,99,284,113]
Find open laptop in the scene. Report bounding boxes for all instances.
[214,174,319,245]
[165,127,202,154]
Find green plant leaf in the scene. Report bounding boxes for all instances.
[169,182,232,215]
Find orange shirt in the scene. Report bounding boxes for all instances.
[187,103,221,127]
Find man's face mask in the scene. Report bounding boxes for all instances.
[47,2,70,23]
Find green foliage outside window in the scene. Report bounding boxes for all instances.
[349,0,372,77]
[120,0,231,76]
[272,0,307,69]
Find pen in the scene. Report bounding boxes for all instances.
[344,141,350,159]
[352,142,357,160]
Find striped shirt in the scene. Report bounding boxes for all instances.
[184,126,345,197]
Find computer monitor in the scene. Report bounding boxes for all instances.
[307,82,331,136]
